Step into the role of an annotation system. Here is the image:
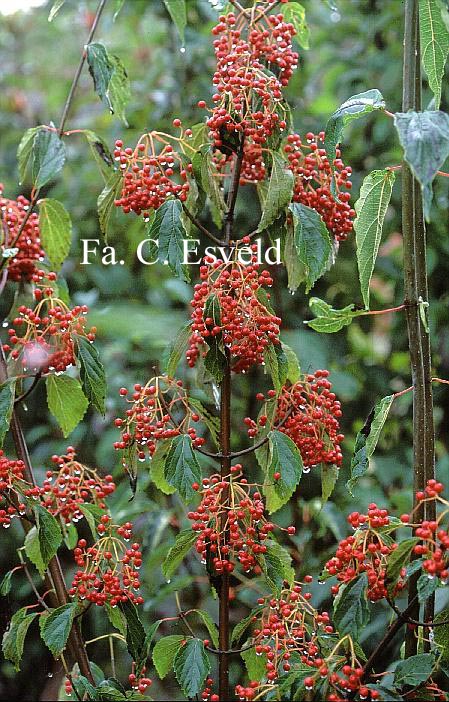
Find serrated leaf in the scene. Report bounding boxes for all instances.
[31,127,66,189]
[17,127,39,184]
[264,430,302,513]
[188,397,220,449]
[98,170,122,238]
[105,603,127,637]
[282,343,301,383]
[393,653,435,686]
[204,341,226,384]
[263,342,288,392]
[283,2,309,49]
[39,603,77,658]
[231,607,263,644]
[48,0,66,21]
[262,539,294,594]
[163,0,187,43]
[257,152,294,233]
[165,434,202,502]
[81,129,115,181]
[86,43,115,109]
[418,573,439,603]
[434,608,449,661]
[288,202,333,293]
[241,646,267,682]
[174,638,210,698]
[354,169,395,308]
[325,89,385,163]
[321,464,339,503]
[107,54,131,126]
[165,322,192,377]
[333,573,370,638]
[119,600,147,668]
[2,608,37,671]
[306,297,362,333]
[153,635,184,679]
[32,504,62,572]
[347,395,394,495]
[0,381,15,448]
[0,569,15,595]
[76,337,106,415]
[419,0,449,109]
[162,529,197,580]
[283,219,303,291]
[78,503,104,537]
[46,374,88,437]
[24,525,46,576]
[150,440,176,495]
[147,199,190,282]
[38,198,72,270]
[385,538,420,595]
[192,149,225,225]
[195,610,219,649]
[394,110,449,219]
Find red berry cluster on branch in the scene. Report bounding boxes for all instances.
[412,480,449,580]
[284,132,355,241]
[246,370,343,468]
[0,452,27,528]
[40,447,115,524]
[188,468,290,575]
[325,504,405,601]
[70,516,144,607]
[187,253,281,373]
[113,133,191,218]
[0,185,45,282]
[113,376,205,469]
[3,285,96,375]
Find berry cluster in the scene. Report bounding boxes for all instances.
[187,253,281,373]
[410,480,449,580]
[246,371,343,468]
[113,376,205,471]
[40,447,115,524]
[0,185,45,282]
[284,132,354,241]
[0,452,27,528]
[129,665,153,695]
[325,504,405,601]
[113,132,191,218]
[3,288,95,375]
[188,468,292,575]
[70,516,144,607]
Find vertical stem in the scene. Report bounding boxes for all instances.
[402,0,435,656]
[219,351,231,701]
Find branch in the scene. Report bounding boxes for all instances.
[386,597,449,627]
[181,203,224,246]
[14,373,41,406]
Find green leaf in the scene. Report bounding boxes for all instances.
[0,569,15,595]
[24,525,45,577]
[394,110,449,219]
[98,171,122,238]
[283,2,309,49]
[231,607,263,645]
[288,202,333,293]
[419,0,449,109]
[385,538,420,595]
[76,337,106,416]
[105,603,127,637]
[188,397,220,449]
[39,603,77,657]
[2,608,38,671]
[81,129,115,181]
[78,503,104,537]
[347,394,394,495]
[107,54,131,126]
[418,573,439,603]
[257,152,294,233]
[150,440,176,495]
[204,341,226,384]
[31,127,66,189]
[0,381,15,448]
[264,430,302,514]
[195,610,219,649]
[321,464,339,504]
[333,573,370,638]
[306,297,363,333]
[241,646,267,682]
[147,199,190,282]
[263,342,288,392]
[165,322,192,376]
[283,219,303,292]
[354,169,395,308]
[46,375,88,437]
[393,653,434,687]
[165,434,202,502]
[153,635,184,679]
[192,149,226,225]
[17,127,39,185]
[282,343,301,383]
[119,600,147,668]
[86,43,115,109]
[162,529,197,581]
[433,608,449,661]
[174,638,210,698]
[163,0,187,43]
[262,539,295,594]
[32,504,63,571]
[38,198,72,270]
[48,0,66,21]
[325,89,385,163]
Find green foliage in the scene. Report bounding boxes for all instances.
[119,600,147,669]
[385,538,420,595]
[38,198,72,270]
[263,342,288,392]
[354,169,395,308]
[86,43,130,124]
[39,603,77,657]
[146,199,190,282]
[153,635,184,679]
[262,539,295,594]
[433,609,449,661]
[29,127,66,189]
[0,381,15,448]
[283,2,309,49]
[241,646,267,682]
[165,322,192,377]
[263,430,303,513]
[28,504,63,575]
[162,529,197,581]
[288,202,333,293]
[393,653,435,687]
[419,0,449,109]
[195,610,219,649]
[2,608,38,671]
[324,89,385,163]
[46,374,89,437]
[173,638,210,698]
[76,337,106,415]
[163,0,187,43]
[257,152,294,233]
[150,440,176,495]
[333,573,370,638]
[306,297,363,333]
[164,434,202,502]
[98,171,122,237]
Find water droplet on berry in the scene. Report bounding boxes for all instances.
[180,46,186,53]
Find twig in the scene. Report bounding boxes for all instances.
[181,203,224,246]
[14,373,41,406]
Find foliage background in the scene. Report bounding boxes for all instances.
[0,0,448,699]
